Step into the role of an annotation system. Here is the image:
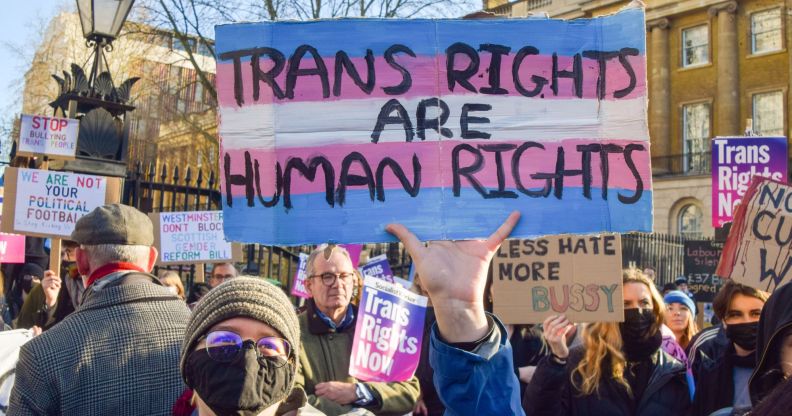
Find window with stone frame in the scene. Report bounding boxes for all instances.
[753,91,785,136]
[682,102,710,173]
[678,204,704,239]
[751,8,783,54]
[682,25,709,67]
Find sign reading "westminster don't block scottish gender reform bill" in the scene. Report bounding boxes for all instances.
[216,7,651,244]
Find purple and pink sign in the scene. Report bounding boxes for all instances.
[349,276,427,382]
[340,244,363,267]
[712,137,787,227]
[290,253,311,299]
[360,254,394,283]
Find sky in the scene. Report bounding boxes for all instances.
[0,1,71,118]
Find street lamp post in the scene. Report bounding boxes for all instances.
[76,0,135,95]
[43,0,139,177]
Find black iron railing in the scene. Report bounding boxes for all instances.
[122,162,302,298]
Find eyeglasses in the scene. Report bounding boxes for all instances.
[308,272,356,287]
[202,330,292,368]
[210,274,236,281]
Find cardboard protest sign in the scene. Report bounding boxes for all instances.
[16,114,79,160]
[1,168,121,239]
[216,8,652,244]
[717,177,792,292]
[151,211,243,265]
[0,234,25,263]
[360,254,395,283]
[683,240,723,302]
[291,253,311,298]
[712,137,787,227]
[350,276,427,382]
[492,234,623,323]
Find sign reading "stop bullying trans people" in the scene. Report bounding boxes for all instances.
[711,136,787,227]
[350,276,427,382]
[17,114,79,159]
[216,7,652,244]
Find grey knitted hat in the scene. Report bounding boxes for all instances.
[179,277,300,381]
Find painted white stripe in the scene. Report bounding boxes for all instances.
[219,95,648,150]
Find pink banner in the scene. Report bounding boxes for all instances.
[340,244,363,267]
[0,233,25,263]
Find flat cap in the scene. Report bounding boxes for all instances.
[70,203,154,246]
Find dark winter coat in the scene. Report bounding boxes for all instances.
[750,281,792,404]
[8,271,191,416]
[522,346,691,416]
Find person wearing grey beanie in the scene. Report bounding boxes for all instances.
[180,276,319,416]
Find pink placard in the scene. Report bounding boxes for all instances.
[340,244,363,267]
[291,253,311,299]
[350,277,428,382]
[0,233,25,263]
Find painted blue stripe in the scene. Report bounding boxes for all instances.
[215,8,645,62]
[222,187,652,245]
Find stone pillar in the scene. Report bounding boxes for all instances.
[709,1,740,136]
[648,18,671,172]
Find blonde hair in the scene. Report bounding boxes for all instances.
[572,268,665,397]
[665,302,699,350]
[159,270,186,300]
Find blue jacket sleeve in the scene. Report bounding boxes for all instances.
[429,313,525,416]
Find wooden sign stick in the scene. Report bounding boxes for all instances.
[50,238,62,276]
[195,263,205,283]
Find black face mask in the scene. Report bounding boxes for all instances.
[184,344,294,416]
[726,321,759,352]
[620,308,662,361]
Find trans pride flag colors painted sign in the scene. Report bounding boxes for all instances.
[216,7,651,245]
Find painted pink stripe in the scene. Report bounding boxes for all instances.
[216,54,645,107]
[222,138,650,197]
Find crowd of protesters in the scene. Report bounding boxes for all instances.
[1,205,792,416]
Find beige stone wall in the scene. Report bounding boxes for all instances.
[652,176,714,236]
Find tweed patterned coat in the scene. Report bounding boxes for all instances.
[8,272,191,416]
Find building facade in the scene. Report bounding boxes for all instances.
[20,12,217,171]
[484,0,792,238]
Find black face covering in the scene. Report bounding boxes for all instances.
[619,308,662,361]
[184,343,294,416]
[726,321,759,352]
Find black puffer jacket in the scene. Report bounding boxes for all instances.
[750,281,792,404]
[522,346,690,416]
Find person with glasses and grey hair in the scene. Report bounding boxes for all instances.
[295,245,419,416]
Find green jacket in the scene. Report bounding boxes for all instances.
[295,300,420,416]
